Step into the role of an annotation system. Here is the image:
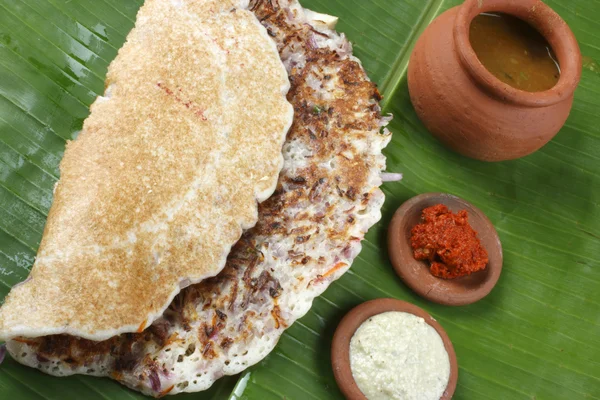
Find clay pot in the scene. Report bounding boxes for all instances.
[408,0,582,162]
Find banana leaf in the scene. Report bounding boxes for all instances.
[0,0,598,399]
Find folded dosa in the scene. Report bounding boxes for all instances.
[0,0,293,341]
[5,0,391,396]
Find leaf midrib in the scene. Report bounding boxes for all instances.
[379,0,446,112]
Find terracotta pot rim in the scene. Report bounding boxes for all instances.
[454,0,582,107]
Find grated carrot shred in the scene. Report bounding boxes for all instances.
[12,337,38,346]
[137,319,147,333]
[158,385,175,397]
[321,261,347,278]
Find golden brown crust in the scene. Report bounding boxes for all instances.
[0,0,292,341]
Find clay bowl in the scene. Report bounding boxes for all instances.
[331,298,458,400]
[388,193,502,306]
[408,0,582,161]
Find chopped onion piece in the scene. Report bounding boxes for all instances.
[381,172,403,182]
[379,113,393,127]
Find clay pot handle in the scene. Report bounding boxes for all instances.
[454,0,581,107]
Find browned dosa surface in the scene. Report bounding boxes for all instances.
[0,0,292,341]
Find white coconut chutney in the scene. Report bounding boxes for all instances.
[349,311,450,400]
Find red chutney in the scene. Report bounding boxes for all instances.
[410,204,488,279]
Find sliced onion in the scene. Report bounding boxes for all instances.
[149,370,161,392]
[338,38,352,57]
[284,7,294,21]
[381,172,403,182]
[379,113,393,127]
[307,33,318,49]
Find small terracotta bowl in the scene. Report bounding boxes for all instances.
[331,298,458,400]
[388,193,503,306]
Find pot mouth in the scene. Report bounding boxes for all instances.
[454,0,581,107]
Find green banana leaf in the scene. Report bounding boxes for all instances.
[0,0,598,399]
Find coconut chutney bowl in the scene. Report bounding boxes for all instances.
[388,193,503,306]
[331,298,458,400]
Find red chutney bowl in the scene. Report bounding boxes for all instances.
[388,193,503,306]
[408,0,582,161]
